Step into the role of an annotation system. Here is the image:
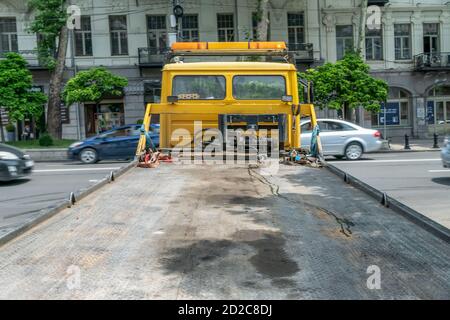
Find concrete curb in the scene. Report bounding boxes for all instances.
[0,160,137,248]
[23,148,68,162]
[373,148,441,154]
[324,162,450,243]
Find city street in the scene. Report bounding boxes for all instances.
[0,161,130,231]
[328,151,450,228]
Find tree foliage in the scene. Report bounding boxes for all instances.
[63,67,128,106]
[0,53,47,122]
[28,0,68,70]
[300,53,388,112]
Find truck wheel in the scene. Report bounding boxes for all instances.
[80,148,98,164]
[345,142,363,161]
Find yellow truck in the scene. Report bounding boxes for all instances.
[137,41,318,155]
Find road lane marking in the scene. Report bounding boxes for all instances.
[34,167,121,173]
[428,169,450,173]
[329,158,441,164]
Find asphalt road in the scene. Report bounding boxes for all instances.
[328,151,450,229]
[0,161,130,231]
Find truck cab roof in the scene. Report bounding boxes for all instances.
[163,61,297,72]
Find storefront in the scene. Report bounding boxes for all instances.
[425,84,450,135]
[371,87,413,137]
[84,102,125,137]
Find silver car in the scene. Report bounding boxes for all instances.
[300,119,383,160]
[441,136,450,168]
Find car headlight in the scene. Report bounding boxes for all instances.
[69,142,84,148]
[0,151,19,160]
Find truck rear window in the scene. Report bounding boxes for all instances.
[233,75,286,100]
[172,75,226,100]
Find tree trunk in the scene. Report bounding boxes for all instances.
[0,111,4,142]
[256,0,270,41]
[358,0,369,58]
[47,25,69,139]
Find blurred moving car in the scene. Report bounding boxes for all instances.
[300,119,383,160]
[0,143,34,182]
[68,124,160,164]
[441,136,450,168]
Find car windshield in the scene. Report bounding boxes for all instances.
[172,75,226,100]
[233,75,286,100]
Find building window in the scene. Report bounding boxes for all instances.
[109,15,128,56]
[0,17,18,53]
[372,88,410,126]
[217,13,234,42]
[336,25,354,60]
[147,15,167,51]
[394,24,411,60]
[74,16,92,56]
[181,14,199,42]
[84,103,125,136]
[252,12,271,41]
[423,23,439,54]
[365,27,382,60]
[427,85,450,127]
[287,13,304,47]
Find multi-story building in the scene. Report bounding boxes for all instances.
[1,0,450,140]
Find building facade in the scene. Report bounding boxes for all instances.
[1,0,450,140]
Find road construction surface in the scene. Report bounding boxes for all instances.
[0,163,449,299]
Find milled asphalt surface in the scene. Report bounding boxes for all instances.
[0,161,130,231]
[0,163,449,299]
[328,151,450,229]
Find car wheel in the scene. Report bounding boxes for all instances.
[80,148,98,164]
[345,142,363,160]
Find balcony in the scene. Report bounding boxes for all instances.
[288,43,314,63]
[414,52,450,71]
[0,50,47,70]
[138,47,168,67]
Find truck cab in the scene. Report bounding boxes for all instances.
[137,41,318,155]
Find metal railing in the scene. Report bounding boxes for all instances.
[288,43,314,62]
[138,47,168,66]
[414,52,450,71]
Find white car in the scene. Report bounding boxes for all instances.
[300,119,383,160]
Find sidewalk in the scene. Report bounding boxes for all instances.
[379,137,444,152]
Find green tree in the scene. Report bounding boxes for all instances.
[62,67,128,111]
[28,0,69,139]
[0,53,47,142]
[300,53,388,120]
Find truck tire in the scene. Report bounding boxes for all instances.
[80,148,98,164]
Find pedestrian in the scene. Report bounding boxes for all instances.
[22,124,31,140]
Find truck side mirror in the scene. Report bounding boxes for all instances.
[167,96,179,103]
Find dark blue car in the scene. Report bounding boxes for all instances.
[68,124,159,164]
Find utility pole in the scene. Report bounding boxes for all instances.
[358,0,368,58]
